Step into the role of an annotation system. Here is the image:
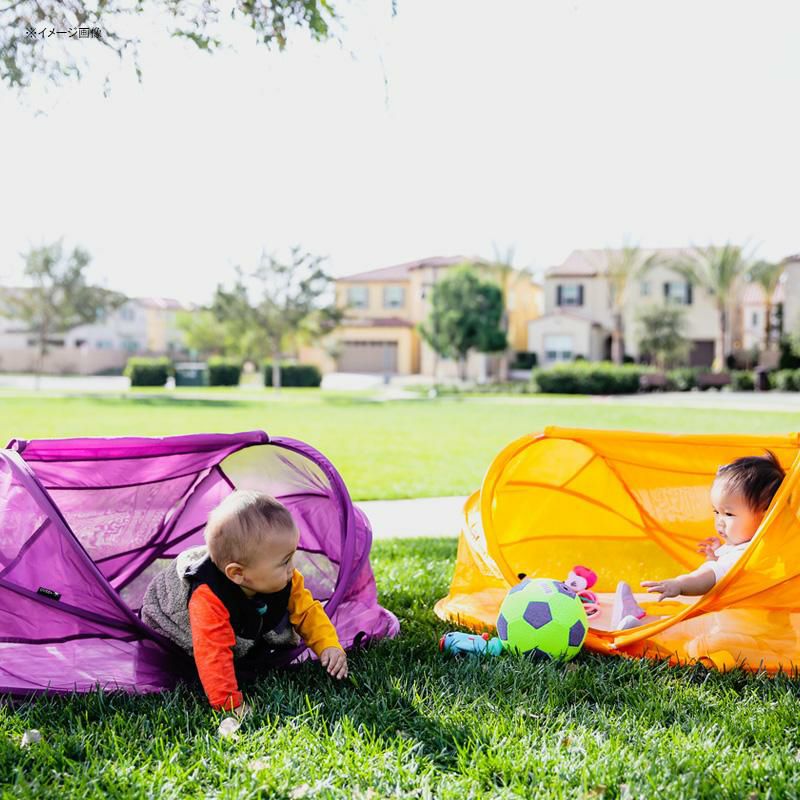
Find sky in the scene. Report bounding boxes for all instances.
[1,0,799,304]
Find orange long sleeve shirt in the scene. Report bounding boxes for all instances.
[188,569,342,710]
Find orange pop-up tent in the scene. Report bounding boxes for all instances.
[435,428,800,672]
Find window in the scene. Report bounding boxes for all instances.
[751,311,759,327]
[122,339,139,352]
[556,284,583,306]
[544,334,574,363]
[663,281,692,305]
[95,340,114,349]
[346,286,369,309]
[120,306,136,321]
[640,280,651,297]
[420,282,434,300]
[383,286,406,309]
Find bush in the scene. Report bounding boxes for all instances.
[666,367,702,392]
[124,357,172,387]
[263,362,322,387]
[730,370,755,391]
[510,351,538,370]
[207,357,242,387]
[530,361,654,395]
[778,337,800,370]
[771,369,800,391]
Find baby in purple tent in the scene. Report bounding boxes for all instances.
[142,490,347,713]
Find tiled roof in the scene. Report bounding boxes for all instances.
[134,297,187,310]
[546,247,690,277]
[338,256,482,283]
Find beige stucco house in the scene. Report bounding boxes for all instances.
[528,248,748,368]
[303,256,542,379]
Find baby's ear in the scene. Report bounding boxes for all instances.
[224,562,245,584]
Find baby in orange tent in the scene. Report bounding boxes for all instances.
[611,451,786,629]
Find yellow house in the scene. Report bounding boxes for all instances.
[304,256,542,378]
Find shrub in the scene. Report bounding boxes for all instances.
[510,351,538,370]
[125,357,171,387]
[778,336,800,370]
[730,371,755,391]
[772,369,800,391]
[530,361,653,395]
[263,362,322,387]
[207,357,242,387]
[666,367,702,392]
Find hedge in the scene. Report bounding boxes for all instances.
[530,362,654,395]
[770,369,800,391]
[730,370,755,391]
[665,367,703,392]
[124,357,172,387]
[207,357,242,387]
[263,363,322,388]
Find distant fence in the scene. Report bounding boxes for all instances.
[0,347,129,375]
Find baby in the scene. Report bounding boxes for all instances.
[142,490,347,712]
[612,451,785,629]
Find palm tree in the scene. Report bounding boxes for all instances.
[672,243,752,371]
[748,260,785,352]
[603,243,659,364]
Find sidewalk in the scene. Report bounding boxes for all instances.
[356,495,468,539]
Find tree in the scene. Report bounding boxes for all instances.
[418,266,507,381]
[636,304,690,369]
[748,260,785,352]
[0,241,125,384]
[176,309,234,358]
[1,0,337,92]
[486,244,533,380]
[210,247,339,389]
[670,243,752,371]
[601,242,659,365]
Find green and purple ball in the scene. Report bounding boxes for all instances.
[496,578,588,661]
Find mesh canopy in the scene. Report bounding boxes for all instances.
[435,427,800,673]
[0,431,398,695]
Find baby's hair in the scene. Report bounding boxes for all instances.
[715,450,785,513]
[205,490,296,568]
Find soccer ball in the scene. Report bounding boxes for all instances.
[496,578,588,661]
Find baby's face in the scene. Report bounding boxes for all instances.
[710,480,764,546]
[237,526,299,595]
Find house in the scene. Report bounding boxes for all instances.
[302,256,542,380]
[527,248,738,368]
[0,293,189,375]
[781,255,800,337]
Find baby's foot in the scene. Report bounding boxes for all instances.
[611,581,646,629]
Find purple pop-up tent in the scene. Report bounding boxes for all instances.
[0,431,399,696]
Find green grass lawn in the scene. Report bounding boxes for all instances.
[2,538,799,799]
[1,390,798,500]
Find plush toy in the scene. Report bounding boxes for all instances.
[439,631,504,656]
[563,565,599,617]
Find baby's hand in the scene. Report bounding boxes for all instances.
[641,579,681,602]
[696,537,721,560]
[320,647,348,680]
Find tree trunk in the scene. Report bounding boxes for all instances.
[35,331,47,391]
[764,299,772,351]
[715,305,726,372]
[271,346,281,391]
[611,310,624,365]
[459,354,467,382]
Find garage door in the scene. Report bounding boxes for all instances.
[338,341,399,373]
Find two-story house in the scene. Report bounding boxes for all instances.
[0,294,189,374]
[527,248,728,368]
[302,256,542,379]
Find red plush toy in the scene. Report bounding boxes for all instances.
[564,565,599,617]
